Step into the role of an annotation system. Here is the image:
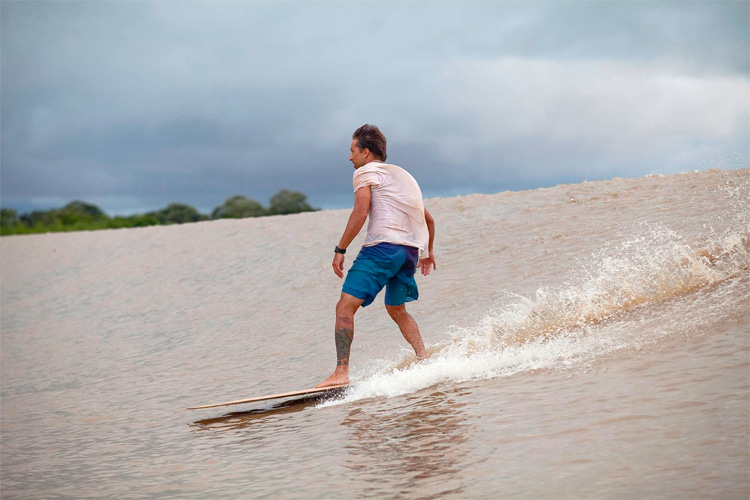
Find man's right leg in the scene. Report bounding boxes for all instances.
[385,304,427,361]
[316,292,364,388]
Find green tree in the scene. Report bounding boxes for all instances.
[62,201,107,220]
[21,210,61,228]
[1,208,18,228]
[150,203,207,224]
[268,189,317,215]
[58,201,108,228]
[2,189,318,235]
[211,195,267,219]
[0,208,19,235]
[128,214,161,227]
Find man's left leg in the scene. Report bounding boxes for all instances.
[385,304,427,360]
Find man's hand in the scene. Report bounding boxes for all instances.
[418,251,436,276]
[332,252,345,279]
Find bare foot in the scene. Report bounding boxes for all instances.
[316,368,349,388]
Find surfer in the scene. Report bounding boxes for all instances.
[317,124,437,388]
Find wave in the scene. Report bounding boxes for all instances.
[452,224,748,351]
[323,223,750,406]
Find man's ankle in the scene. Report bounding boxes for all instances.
[334,366,349,376]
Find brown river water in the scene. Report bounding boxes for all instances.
[1,168,748,499]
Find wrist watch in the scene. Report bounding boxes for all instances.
[334,245,346,254]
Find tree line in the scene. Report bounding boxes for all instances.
[0,189,317,236]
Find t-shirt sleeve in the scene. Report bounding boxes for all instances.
[352,168,382,193]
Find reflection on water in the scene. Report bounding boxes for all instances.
[341,387,474,498]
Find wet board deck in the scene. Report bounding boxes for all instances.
[187,384,349,410]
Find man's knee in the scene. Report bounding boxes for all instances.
[386,303,408,321]
[337,293,363,317]
[336,300,355,318]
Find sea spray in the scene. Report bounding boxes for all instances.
[326,221,749,406]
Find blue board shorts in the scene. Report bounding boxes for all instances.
[342,243,420,308]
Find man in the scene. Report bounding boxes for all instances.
[317,124,436,388]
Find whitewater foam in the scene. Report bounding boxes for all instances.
[323,222,750,407]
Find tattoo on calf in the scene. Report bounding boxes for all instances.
[335,327,354,366]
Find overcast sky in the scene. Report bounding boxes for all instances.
[2,1,748,215]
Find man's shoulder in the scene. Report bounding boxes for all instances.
[381,163,418,185]
[354,162,418,188]
[354,162,394,179]
[361,162,411,175]
[359,161,398,170]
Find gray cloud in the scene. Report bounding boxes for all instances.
[1,1,748,215]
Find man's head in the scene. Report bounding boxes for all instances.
[350,124,387,169]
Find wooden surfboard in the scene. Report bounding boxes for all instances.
[187,384,349,410]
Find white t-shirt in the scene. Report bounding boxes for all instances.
[353,161,429,258]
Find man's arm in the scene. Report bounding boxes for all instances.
[419,207,437,276]
[332,186,371,279]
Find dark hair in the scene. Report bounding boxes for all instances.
[352,124,387,161]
